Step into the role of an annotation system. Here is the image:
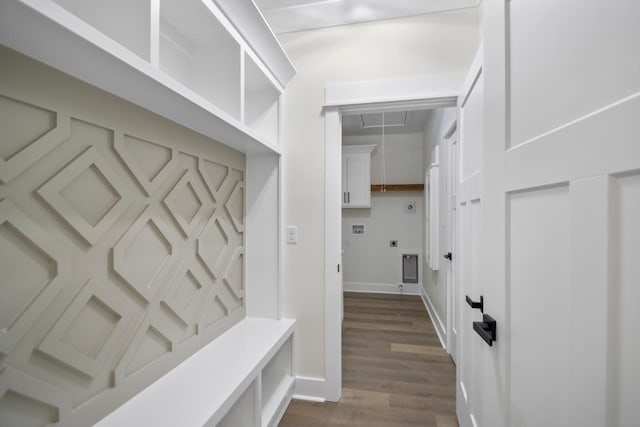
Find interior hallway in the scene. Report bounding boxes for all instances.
[279,292,457,426]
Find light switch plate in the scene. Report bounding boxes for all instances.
[287,226,297,244]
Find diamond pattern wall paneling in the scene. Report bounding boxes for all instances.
[0,47,245,427]
[38,144,133,246]
[0,95,71,184]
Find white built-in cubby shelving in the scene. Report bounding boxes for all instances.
[244,52,281,147]
[0,0,295,425]
[95,319,295,427]
[158,0,241,120]
[51,0,152,61]
[261,337,295,426]
[0,0,295,152]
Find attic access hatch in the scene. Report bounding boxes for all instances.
[360,111,408,128]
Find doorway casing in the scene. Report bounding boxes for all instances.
[323,74,463,401]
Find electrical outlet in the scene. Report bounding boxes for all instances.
[390,240,398,247]
[405,201,417,214]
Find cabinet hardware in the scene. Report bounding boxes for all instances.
[444,252,452,261]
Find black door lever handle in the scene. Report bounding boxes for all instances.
[444,252,452,260]
[465,295,484,313]
[473,314,497,346]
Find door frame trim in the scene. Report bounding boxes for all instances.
[443,120,458,359]
[323,74,463,401]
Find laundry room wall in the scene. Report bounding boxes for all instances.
[342,132,424,293]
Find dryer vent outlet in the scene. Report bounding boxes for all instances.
[402,254,419,284]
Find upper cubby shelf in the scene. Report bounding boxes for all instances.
[159,0,241,120]
[0,0,295,154]
[244,53,280,148]
[51,0,152,61]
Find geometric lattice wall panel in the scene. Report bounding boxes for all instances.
[199,158,244,209]
[0,95,70,184]
[0,199,71,354]
[37,279,135,378]
[0,390,59,427]
[0,366,71,427]
[225,180,244,233]
[0,47,245,427]
[197,215,234,279]
[114,133,178,196]
[198,293,230,332]
[38,140,132,246]
[125,326,172,377]
[223,248,245,302]
[163,169,211,237]
[199,158,229,202]
[112,206,177,303]
[113,313,174,385]
[161,262,210,329]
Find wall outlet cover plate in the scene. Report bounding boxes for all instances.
[405,201,416,214]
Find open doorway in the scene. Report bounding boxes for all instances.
[339,106,458,343]
[340,109,429,296]
[333,101,460,391]
[323,76,462,402]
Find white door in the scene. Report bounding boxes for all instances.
[445,130,459,364]
[470,1,640,426]
[455,47,484,427]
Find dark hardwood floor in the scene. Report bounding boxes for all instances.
[279,292,458,427]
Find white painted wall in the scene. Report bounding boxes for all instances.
[279,10,479,380]
[421,108,457,328]
[342,192,423,288]
[344,132,424,185]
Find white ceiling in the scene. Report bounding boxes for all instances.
[342,110,431,136]
[255,0,479,34]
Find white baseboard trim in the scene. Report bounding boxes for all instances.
[420,286,447,350]
[343,282,422,295]
[292,376,326,402]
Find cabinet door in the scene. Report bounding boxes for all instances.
[342,155,348,207]
[345,154,370,207]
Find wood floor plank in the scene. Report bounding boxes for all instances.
[390,343,449,357]
[279,292,458,427]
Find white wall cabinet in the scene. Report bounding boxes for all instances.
[342,145,375,208]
